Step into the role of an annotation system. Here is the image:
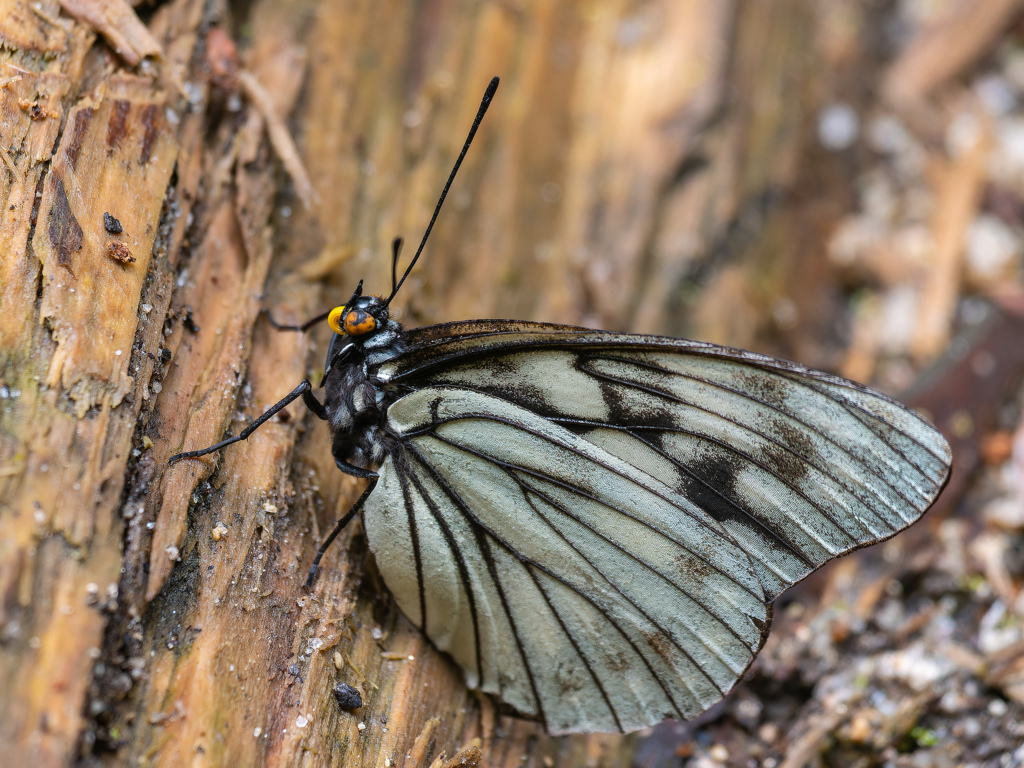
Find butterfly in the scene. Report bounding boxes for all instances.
[169,77,951,735]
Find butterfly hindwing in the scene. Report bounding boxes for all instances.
[364,322,951,733]
[363,386,772,735]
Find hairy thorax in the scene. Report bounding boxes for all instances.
[322,322,406,472]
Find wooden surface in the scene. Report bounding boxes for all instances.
[0,0,1002,766]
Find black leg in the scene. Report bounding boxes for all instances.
[261,307,332,332]
[302,389,328,420]
[305,476,378,589]
[335,457,379,479]
[169,379,314,465]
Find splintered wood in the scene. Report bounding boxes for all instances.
[59,0,163,66]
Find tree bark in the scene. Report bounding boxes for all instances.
[0,0,877,766]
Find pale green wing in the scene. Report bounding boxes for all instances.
[363,387,772,735]
[373,322,951,601]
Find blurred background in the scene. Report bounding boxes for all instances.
[2,0,1024,766]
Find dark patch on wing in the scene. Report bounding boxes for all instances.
[140,104,160,164]
[637,432,813,564]
[48,177,83,271]
[587,359,678,429]
[772,415,817,457]
[645,632,674,660]
[606,650,631,673]
[677,451,742,525]
[107,100,131,148]
[428,396,443,424]
[758,416,815,484]
[734,369,790,409]
[559,422,603,438]
[676,552,712,580]
[482,354,519,379]
[488,381,555,418]
[752,604,774,652]
[65,107,93,170]
[554,659,587,695]
[435,357,569,421]
[750,615,769,634]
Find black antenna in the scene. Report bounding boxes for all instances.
[345,278,364,308]
[390,237,403,296]
[383,76,499,307]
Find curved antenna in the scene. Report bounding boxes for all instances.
[390,237,403,297]
[383,76,500,307]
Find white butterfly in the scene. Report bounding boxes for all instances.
[170,77,951,735]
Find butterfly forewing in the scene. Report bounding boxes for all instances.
[363,322,951,733]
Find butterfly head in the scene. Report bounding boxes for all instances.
[327,282,389,339]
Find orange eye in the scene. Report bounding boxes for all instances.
[343,309,377,336]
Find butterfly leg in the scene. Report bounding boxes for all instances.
[334,457,378,479]
[305,476,378,588]
[169,379,316,465]
[302,388,328,420]
[261,307,331,332]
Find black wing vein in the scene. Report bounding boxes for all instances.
[590,351,942,498]
[394,457,428,630]
[521,562,625,732]
[582,363,910,540]
[509,478,689,719]
[412,417,764,604]
[400,459,484,684]
[414,432,743,694]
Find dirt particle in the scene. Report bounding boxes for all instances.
[104,212,123,234]
[108,241,135,264]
